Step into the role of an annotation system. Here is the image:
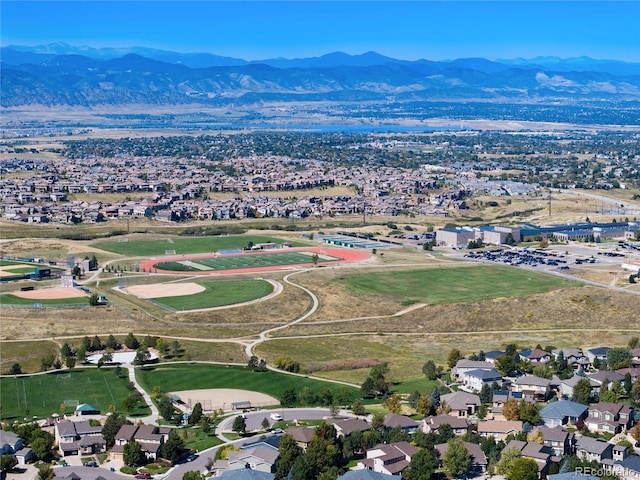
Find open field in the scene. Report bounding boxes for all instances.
[135,364,359,403]
[0,341,60,375]
[125,279,275,311]
[0,368,151,420]
[94,235,305,256]
[339,264,575,305]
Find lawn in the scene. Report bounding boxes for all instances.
[2,266,38,274]
[93,235,304,256]
[151,280,274,311]
[135,364,359,404]
[0,293,89,306]
[339,264,575,304]
[0,368,151,420]
[153,251,338,272]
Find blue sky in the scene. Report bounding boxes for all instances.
[2,1,639,62]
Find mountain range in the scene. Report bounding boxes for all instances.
[2,43,639,107]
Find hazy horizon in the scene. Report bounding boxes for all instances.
[2,1,639,63]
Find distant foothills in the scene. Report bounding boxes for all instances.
[2,43,640,109]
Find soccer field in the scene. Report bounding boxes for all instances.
[0,368,150,420]
[153,250,340,272]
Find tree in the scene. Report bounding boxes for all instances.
[607,347,632,370]
[630,423,640,445]
[406,448,437,480]
[311,253,319,266]
[304,422,341,479]
[443,439,471,478]
[417,394,433,417]
[352,398,366,416]
[275,434,301,480]
[124,333,140,350]
[447,348,463,369]
[629,337,640,349]
[182,472,204,480]
[282,387,298,407]
[422,360,438,380]
[503,398,520,421]
[497,446,522,477]
[102,414,131,448]
[360,377,376,399]
[0,455,17,473]
[31,433,54,460]
[532,364,553,380]
[200,416,211,434]
[573,378,593,404]
[189,403,203,425]
[495,354,517,376]
[158,395,175,422]
[232,415,246,435]
[123,441,145,466]
[171,340,181,358]
[261,417,270,430]
[384,393,402,414]
[510,457,539,480]
[518,400,540,425]
[91,335,103,351]
[9,363,22,375]
[480,383,493,404]
[37,465,55,480]
[430,386,441,409]
[161,430,185,465]
[89,293,101,306]
[289,455,313,480]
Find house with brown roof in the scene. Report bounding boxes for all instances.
[328,418,371,438]
[382,414,419,434]
[54,420,105,458]
[110,424,171,461]
[504,440,556,478]
[534,426,573,456]
[477,420,523,441]
[284,427,315,452]
[575,436,613,463]
[511,375,552,401]
[356,441,417,476]
[422,415,469,437]
[440,391,482,418]
[435,441,488,473]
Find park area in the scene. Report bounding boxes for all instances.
[0,287,89,307]
[0,368,150,420]
[339,264,577,305]
[121,279,278,311]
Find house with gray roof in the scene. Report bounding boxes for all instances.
[435,441,488,473]
[549,472,598,480]
[575,436,613,463]
[356,441,417,476]
[440,391,481,418]
[504,440,556,478]
[383,414,419,434]
[338,471,397,480]
[460,368,503,392]
[540,400,588,427]
[559,375,598,400]
[422,415,469,437]
[585,402,634,434]
[511,375,552,401]
[216,468,275,480]
[54,420,105,458]
[614,454,640,480]
[586,347,610,367]
[328,418,371,438]
[0,430,33,465]
[534,426,572,456]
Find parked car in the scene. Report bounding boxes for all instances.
[84,461,98,467]
[135,473,151,479]
[270,413,282,421]
[186,454,198,462]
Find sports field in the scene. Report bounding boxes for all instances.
[153,251,340,272]
[135,364,359,405]
[125,279,276,311]
[0,368,151,420]
[0,292,88,307]
[340,264,576,304]
[93,235,304,256]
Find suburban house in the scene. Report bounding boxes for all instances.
[459,368,503,392]
[586,347,610,367]
[534,426,573,456]
[575,436,613,463]
[559,375,598,399]
[451,360,496,381]
[440,391,482,418]
[356,441,417,476]
[484,351,506,365]
[553,348,589,371]
[328,418,371,438]
[383,414,419,434]
[503,440,556,478]
[585,402,634,434]
[549,473,598,480]
[422,415,469,437]
[477,420,523,441]
[284,427,315,452]
[54,419,105,458]
[511,375,552,401]
[216,468,275,480]
[631,348,640,367]
[491,390,522,420]
[435,441,488,474]
[110,424,171,461]
[520,348,552,365]
[338,471,397,480]
[224,446,279,474]
[614,454,640,480]
[586,370,624,387]
[540,400,588,427]
[0,430,34,465]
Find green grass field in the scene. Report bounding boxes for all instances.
[154,251,337,272]
[135,364,359,405]
[0,368,151,420]
[151,280,274,311]
[93,235,304,256]
[339,265,576,304]
[0,293,88,306]
[2,266,37,274]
